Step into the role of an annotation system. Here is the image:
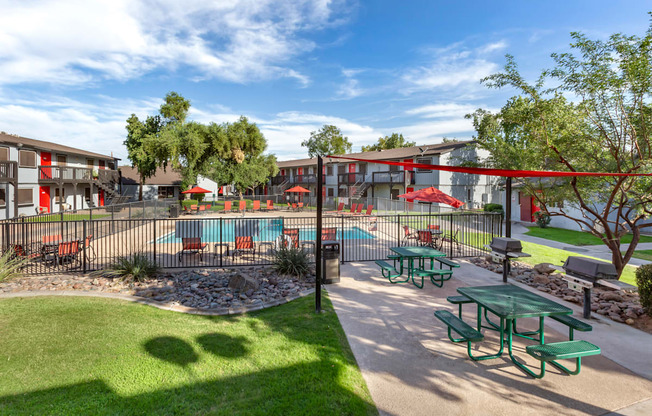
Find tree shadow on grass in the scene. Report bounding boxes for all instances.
[196,333,250,359]
[144,336,199,368]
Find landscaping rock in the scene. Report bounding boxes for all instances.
[228,274,259,292]
[532,274,551,285]
[533,263,555,275]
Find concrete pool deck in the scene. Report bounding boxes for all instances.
[327,260,652,416]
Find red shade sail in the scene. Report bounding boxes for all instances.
[285,186,311,193]
[182,186,212,194]
[397,187,464,208]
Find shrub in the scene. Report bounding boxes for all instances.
[534,211,551,228]
[636,264,652,317]
[483,203,503,213]
[0,249,27,283]
[273,246,311,278]
[181,199,198,209]
[105,254,159,282]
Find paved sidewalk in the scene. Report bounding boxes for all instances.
[511,222,651,267]
[327,260,652,416]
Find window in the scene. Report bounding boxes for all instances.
[337,164,346,174]
[327,188,334,197]
[19,150,36,168]
[55,187,65,203]
[389,164,398,172]
[87,159,94,169]
[0,189,5,207]
[327,166,333,176]
[17,188,33,205]
[417,157,430,172]
[467,188,472,202]
[0,147,8,161]
[56,155,67,166]
[158,186,175,199]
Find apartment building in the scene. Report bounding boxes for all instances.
[0,132,119,219]
[120,165,222,201]
[271,141,498,208]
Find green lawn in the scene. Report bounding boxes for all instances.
[520,241,637,286]
[626,249,652,262]
[23,213,110,222]
[525,226,652,246]
[0,295,377,416]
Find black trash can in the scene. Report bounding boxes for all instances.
[322,240,340,284]
[169,204,180,218]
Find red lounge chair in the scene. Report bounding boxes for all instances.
[252,200,260,212]
[287,202,292,210]
[291,203,298,211]
[343,203,357,215]
[223,201,232,213]
[298,202,304,211]
[428,224,440,231]
[322,227,337,241]
[233,236,256,258]
[326,202,344,214]
[178,237,208,262]
[402,225,418,245]
[198,205,206,213]
[84,235,96,261]
[417,230,435,247]
[354,205,373,216]
[239,200,246,212]
[48,240,80,267]
[266,200,275,211]
[282,228,300,248]
[43,234,62,244]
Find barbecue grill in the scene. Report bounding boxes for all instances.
[562,256,618,318]
[486,237,531,283]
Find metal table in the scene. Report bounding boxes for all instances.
[456,285,572,377]
[389,246,446,286]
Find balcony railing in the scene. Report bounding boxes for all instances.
[338,172,365,185]
[372,171,410,184]
[0,161,17,182]
[271,175,288,186]
[291,174,323,184]
[38,166,118,183]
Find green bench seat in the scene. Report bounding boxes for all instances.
[434,310,484,343]
[414,268,453,288]
[525,340,601,378]
[437,258,460,269]
[550,315,592,340]
[387,254,401,268]
[375,260,406,283]
[447,295,473,318]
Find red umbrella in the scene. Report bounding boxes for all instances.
[182,186,212,194]
[397,186,464,212]
[284,186,311,193]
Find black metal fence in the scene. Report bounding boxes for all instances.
[1,212,502,275]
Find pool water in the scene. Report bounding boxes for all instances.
[156,218,376,243]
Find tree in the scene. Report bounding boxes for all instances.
[468,23,652,278]
[124,114,161,201]
[361,133,415,152]
[301,125,352,157]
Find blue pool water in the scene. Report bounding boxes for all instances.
[156,218,376,243]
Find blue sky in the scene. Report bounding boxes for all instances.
[0,1,650,162]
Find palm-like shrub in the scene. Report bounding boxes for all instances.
[106,254,159,282]
[273,246,311,278]
[0,249,26,283]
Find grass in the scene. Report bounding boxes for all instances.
[626,249,652,262]
[0,295,377,416]
[519,241,638,287]
[525,226,652,246]
[22,213,110,222]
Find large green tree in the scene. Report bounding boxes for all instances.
[124,114,164,200]
[468,24,652,277]
[301,125,352,157]
[361,133,415,152]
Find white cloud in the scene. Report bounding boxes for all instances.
[405,103,478,118]
[0,0,348,86]
[477,40,508,54]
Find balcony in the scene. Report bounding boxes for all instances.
[372,171,411,184]
[271,175,288,186]
[338,172,365,185]
[291,174,323,184]
[38,166,118,184]
[0,161,18,183]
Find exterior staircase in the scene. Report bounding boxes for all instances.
[274,179,291,194]
[351,174,372,198]
[95,170,121,205]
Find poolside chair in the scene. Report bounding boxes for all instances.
[43,234,62,244]
[282,228,300,248]
[239,200,246,213]
[233,236,256,258]
[84,235,96,262]
[291,203,298,211]
[190,204,198,214]
[439,228,461,252]
[322,227,337,241]
[402,225,418,246]
[10,243,41,267]
[287,202,292,210]
[354,205,374,216]
[298,202,304,211]
[47,240,81,268]
[428,224,440,231]
[252,200,260,212]
[266,200,275,211]
[198,204,206,214]
[326,202,344,214]
[343,203,357,215]
[417,230,436,248]
[223,201,232,213]
[178,237,208,262]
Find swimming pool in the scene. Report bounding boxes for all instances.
[156,218,376,244]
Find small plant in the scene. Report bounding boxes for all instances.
[534,211,551,228]
[483,203,504,219]
[105,254,159,282]
[636,264,652,317]
[272,246,311,278]
[0,249,27,283]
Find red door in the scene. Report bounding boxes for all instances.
[519,192,534,222]
[406,186,414,210]
[348,163,356,183]
[99,189,105,207]
[40,151,51,180]
[297,167,303,182]
[99,160,105,170]
[39,186,51,213]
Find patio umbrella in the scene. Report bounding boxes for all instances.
[397,186,464,214]
[284,186,311,193]
[182,186,212,194]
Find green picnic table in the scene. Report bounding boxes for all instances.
[388,246,446,288]
[443,285,600,378]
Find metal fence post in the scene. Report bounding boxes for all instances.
[219,217,223,267]
[82,220,87,273]
[449,213,454,258]
[153,217,157,264]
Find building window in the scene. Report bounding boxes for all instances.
[337,165,345,174]
[87,159,94,169]
[327,188,334,197]
[0,189,5,207]
[56,155,67,166]
[158,186,175,199]
[389,164,398,172]
[19,150,36,168]
[17,188,33,205]
[0,147,8,161]
[327,166,333,176]
[417,157,430,172]
[467,188,472,202]
[55,187,65,203]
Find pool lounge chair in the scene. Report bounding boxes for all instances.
[402,225,418,246]
[343,204,357,215]
[266,200,275,211]
[282,228,300,248]
[326,202,344,214]
[222,201,232,213]
[252,200,260,212]
[233,236,256,258]
[354,205,374,216]
[239,200,247,213]
[178,237,208,262]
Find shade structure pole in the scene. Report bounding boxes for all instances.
[315,155,323,313]
[505,177,512,238]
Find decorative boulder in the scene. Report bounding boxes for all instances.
[533,263,556,275]
[228,274,259,293]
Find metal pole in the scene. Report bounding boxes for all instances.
[505,177,512,238]
[315,155,323,313]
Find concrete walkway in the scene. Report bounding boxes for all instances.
[327,260,652,416]
[511,222,651,267]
